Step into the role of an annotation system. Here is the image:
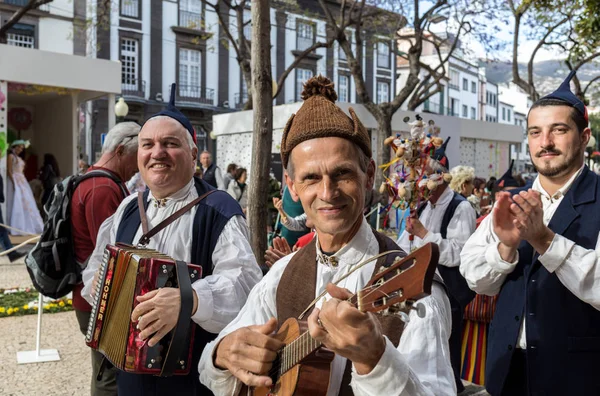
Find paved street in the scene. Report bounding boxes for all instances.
[0,257,488,396]
[0,259,91,396]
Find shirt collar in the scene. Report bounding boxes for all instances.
[146,178,196,207]
[314,218,375,269]
[428,185,453,208]
[532,165,584,201]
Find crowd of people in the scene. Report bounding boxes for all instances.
[4,68,600,396]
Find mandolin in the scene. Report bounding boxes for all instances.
[247,242,439,396]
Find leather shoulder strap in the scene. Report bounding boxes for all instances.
[276,240,318,323]
[160,260,194,376]
[137,189,217,246]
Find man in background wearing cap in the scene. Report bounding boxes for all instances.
[461,71,600,395]
[199,76,455,395]
[396,141,477,394]
[81,84,262,395]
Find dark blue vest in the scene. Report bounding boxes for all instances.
[418,191,476,309]
[114,177,244,396]
[202,164,218,188]
[486,167,600,396]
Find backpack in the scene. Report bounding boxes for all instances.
[25,170,127,299]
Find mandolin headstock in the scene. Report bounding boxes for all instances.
[355,242,439,315]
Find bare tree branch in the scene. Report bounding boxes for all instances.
[0,0,54,42]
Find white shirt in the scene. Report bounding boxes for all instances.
[397,186,476,266]
[81,179,263,334]
[460,166,600,349]
[199,218,456,396]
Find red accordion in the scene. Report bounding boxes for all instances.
[85,243,201,376]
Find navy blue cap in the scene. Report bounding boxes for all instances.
[432,136,450,170]
[147,83,197,144]
[538,70,588,122]
[496,160,519,188]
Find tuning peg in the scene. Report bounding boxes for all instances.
[410,302,426,318]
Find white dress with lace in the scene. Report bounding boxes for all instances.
[7,154,43,235]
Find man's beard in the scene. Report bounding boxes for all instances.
[533,146,581,178]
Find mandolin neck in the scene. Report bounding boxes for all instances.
[278,329,322,374]
[279,296,360,375]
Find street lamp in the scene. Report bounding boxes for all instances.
[115,97,129,123]
[428,14,448,24]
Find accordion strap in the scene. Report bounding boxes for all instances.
[160,260,194,377]
[137,189,217,246]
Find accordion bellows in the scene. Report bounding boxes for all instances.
[85,244,201,376]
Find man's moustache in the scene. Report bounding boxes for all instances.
[536,149,561,157]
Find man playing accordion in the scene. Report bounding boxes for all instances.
[81,83,262,395]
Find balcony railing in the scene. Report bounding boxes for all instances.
[179,10,203,30]
[449,83,460,91]
[121,79,145,98]
[234,92,248,109]
[296,36,314,51]
[177,85,214,105]
[2,0,49,9]
[423,100,454,116]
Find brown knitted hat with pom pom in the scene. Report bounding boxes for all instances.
[280,75,371,168]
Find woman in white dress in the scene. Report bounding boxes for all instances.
[7,140,43,235]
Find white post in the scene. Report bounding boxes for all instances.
[376,203,381,230]
[35,293,43,356]
[16,293,60,364]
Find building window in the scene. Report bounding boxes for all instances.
[502,107,506,121]
[178,48,201,98]
[296,21,314,51]
[377,42,390,69]
[339,44,347,61]
[450,98,459,116]
[507,109,511,122]
[121,0,139,18]
[471,81,476,94]
[296,68,314,101]
[462,105,468,118]
[338,75,349,103]
[492,93,496,106]
[121,38,139,90]
[449,70,459,90]
[6,23,35,48]
[194,125,208,152]
[462,78,468,91]
[179,0,203,30]
[376,81,390,104]
[471,107,476,119]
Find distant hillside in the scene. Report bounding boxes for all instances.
[482,60,598,99]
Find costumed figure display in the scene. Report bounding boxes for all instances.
[379,115,452,240]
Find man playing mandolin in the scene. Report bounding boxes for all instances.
[198,76,456,395]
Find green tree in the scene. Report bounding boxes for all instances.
[508,0,600,102]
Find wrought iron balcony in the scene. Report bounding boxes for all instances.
[177,85,214,105]
[179,10,203,30]
[296,36,314,51]
[423,100,453,116]
[121,79,145,98]
[234,92,249,109]
[2,0,49,10]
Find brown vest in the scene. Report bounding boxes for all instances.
[275,229,408,395]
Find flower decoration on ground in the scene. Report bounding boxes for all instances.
[0,286,73,318]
